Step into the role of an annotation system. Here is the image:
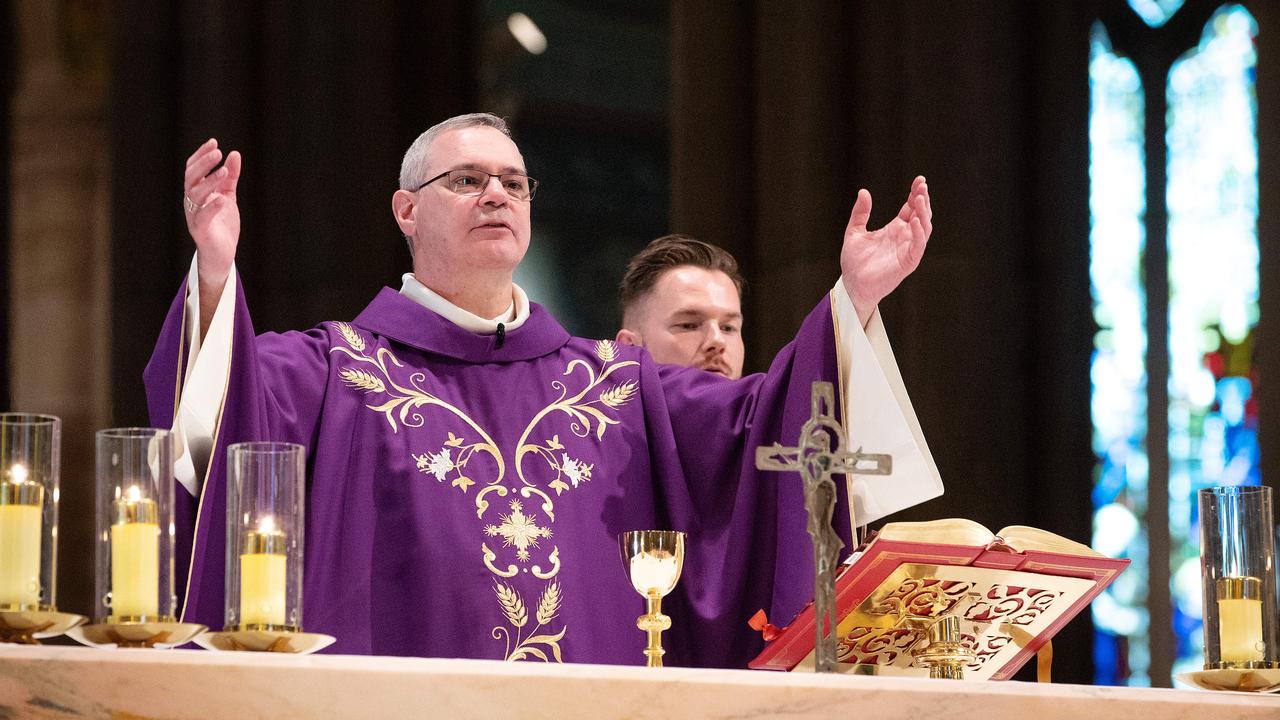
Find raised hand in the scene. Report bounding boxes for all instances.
[182,138,242,338]
[839,176,931,327]
[183,138,242,292]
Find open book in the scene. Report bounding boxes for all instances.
[748,518,1128,680]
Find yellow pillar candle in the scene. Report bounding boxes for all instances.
[110,487,158,620]
[240,518,287,627]
[0,473,44,608]
[1217,576,1265,664]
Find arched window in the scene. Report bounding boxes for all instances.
[1089,2,1259,686]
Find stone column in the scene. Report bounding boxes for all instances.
[10,0,111,615]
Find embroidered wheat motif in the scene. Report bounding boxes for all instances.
[339,367,385,394]
[495,582,528,628]
[594,339,617,364]
[335,322,367,353]
[598,380,637,409]
[536,580,562,625]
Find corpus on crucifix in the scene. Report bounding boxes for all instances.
[756,381,892,674]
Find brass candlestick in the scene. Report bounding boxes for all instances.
[619,530,685,667]
[909,615,978,679]
[883,586,980,680]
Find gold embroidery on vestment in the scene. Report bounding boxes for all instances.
[484,500,552,563]
[491,580,566,662]
[532,547,560,580]
[482,542,518,578]
[331,324,637,662]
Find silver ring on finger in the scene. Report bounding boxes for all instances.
[183,194,200,214]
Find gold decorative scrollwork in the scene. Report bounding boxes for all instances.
[966,585,1062,626]
[837,626,918,664]
[482,543,518,578]
[335,326,645,662]
[532,547,560,580]
[520,485,556,523]
[872,578,974,619]
[331,323,505,483]
[514,350,637,492]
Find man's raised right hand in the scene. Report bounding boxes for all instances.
[184,138,241,290]
[183,138,241,339]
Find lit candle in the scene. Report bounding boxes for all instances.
[240,517,287,627]
[110,485,158,620]
[0,464,43,608]
[1217,576,1265,664]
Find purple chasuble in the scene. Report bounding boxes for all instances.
[144,280,850,667]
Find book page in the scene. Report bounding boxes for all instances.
[996,525,1100,557]
[876,518,994,547]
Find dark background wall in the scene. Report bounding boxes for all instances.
[670,0,1097,680]
[2,0,1274,683]
[0,0,10,413]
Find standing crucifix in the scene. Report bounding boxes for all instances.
[755,381,893,673]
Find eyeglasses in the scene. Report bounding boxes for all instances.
[415,169,539,201]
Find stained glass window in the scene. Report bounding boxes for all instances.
[1128,0,1186,27]
[1090,3,1259,686]
[1089,23,1151,686]
[1165,4,1259,678]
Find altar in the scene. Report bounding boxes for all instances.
[0,645,1274,720]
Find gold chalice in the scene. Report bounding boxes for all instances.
[619,530,685,667]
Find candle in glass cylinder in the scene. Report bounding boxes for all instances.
[1216,576,1265,664]
[240,517,287,627]
[0,465,43,608]
[110,486,159,620]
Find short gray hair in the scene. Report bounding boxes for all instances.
[398,113,512,190]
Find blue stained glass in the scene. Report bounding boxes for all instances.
[1128,0,1185,28]
[1165,4,1259,680]
[1089,22,1150,686]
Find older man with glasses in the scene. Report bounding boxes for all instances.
[151,112,942,668]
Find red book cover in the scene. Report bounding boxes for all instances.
[748,520,1129,680]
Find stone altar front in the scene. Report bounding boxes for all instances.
[0,645,1275,719]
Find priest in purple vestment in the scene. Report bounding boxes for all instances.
[149,113,942,668]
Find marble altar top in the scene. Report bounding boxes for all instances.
[0,645,1275,719]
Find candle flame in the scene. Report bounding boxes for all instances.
[9,464,27,484]
[125,485,143,502]
[257,516,277,534]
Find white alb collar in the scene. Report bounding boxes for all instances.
[399,273,530,334]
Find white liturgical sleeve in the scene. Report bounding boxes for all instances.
[829,280,944,527]
[173,256,237,497]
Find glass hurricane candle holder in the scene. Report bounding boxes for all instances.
[70,427,201,648]
[94,428,177,624]
[225,442,305,632]
[0,413,83,644]
[1199,485,1278,670]
[0,414,59,613]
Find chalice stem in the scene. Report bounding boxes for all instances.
[641,594,667,667]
